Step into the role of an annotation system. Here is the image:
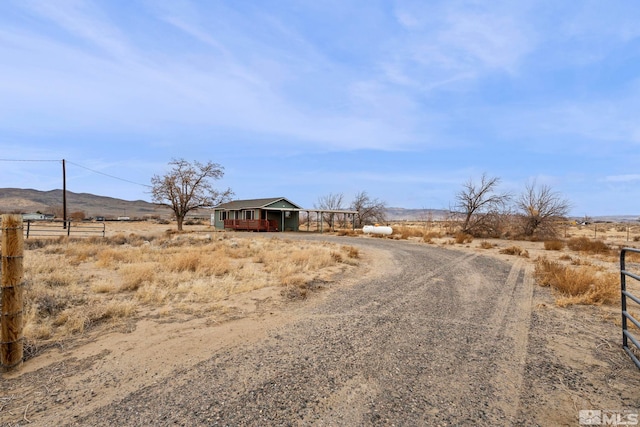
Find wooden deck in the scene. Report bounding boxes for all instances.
[223,219,278,232]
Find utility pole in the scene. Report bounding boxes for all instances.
[62,159,67,229]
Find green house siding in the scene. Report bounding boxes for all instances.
[264,200,299,210]
[211,197,302,231]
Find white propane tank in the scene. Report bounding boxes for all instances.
[363,225,393,235]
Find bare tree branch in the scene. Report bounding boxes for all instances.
[455,173,511,237]
[151,159,233,231]
[350,191,387,228]
[314,193,344,230]
[516,180,571,237]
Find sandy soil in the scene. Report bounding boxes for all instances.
[1,222,640,426]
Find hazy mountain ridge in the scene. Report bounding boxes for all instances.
[0,188,168,219]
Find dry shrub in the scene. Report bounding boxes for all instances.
[622,249,640,263]
[567,236,610,254]
[396,226,423,240]
[23,322,53,340]
[106,233,129,245]
[135,283,170,304]
[91,280,118,294]
[571,258,593,266]
[43,272,75,288]
[479,241,495,249]
[534,257,617,306]
[102,300,137,319]
[24,238,59,250]
[499,246,529,257]
[454,232,473,244]
[199,255,232,277]
[168,251,201,272]
[280,274,307,287]
[423,231,443,244]
[343,245,359,259]
[424,230,443,239]
[544,240,565,251]
[95,248,131,267]
[54,309,90,334]
[120,263,157,291]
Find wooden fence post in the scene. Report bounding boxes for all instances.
[1,214,24,372]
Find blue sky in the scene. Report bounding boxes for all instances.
[1,0,639,216]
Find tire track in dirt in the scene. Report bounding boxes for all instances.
[485,259,534,424]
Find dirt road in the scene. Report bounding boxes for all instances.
[63,236,540,426]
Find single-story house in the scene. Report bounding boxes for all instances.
[211,197,302,232]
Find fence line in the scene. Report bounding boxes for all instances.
[21,220,106,238]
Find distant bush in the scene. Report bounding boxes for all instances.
[454,232,473,244]
[499,246,529,257]
[544,240,565,251]
[396,226,424,240]
[567,237,610,254]
[479,241,495,249]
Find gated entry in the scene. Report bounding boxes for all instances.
[620,248,640,369]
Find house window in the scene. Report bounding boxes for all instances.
[220,211,227,220]
[244,210,254,220]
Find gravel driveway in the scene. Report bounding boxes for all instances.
[69,236,536,426]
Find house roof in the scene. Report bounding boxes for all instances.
[215,197,303,210]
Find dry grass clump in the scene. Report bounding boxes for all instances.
[454,232,473,244]
[544,240,565,251]
[567,236,610,254]
[499,246,529,257]
[395,226,424,240]
[479,241,496,249]
[21,234,360,352]
[423,230,443,243]
[534,257,618,306]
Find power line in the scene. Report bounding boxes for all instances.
[66,160,152,188]
[0,159,60,162]
[0,158,151,188]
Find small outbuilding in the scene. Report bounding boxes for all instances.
[22,213,54,221]
[211,197,302,232]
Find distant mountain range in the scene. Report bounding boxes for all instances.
[0,188,169,219]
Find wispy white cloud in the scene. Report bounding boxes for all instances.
[21,0,134,60]
[385,0,537,94]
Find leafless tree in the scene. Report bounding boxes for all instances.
[70,211,86,221]
[455,173,511,237]
[516,180,570,237]
[350,191,387,227]
[314,193,344,230]
[151,159,233,231]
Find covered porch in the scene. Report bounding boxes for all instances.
[223,219,278,232]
